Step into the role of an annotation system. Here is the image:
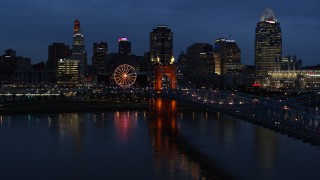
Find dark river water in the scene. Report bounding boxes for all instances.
[0,110,319,179]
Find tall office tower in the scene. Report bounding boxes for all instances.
[214,38,241,75]
[150,25,174,65]
[92,42,108,76]
[48,43,71,70]
[255,8,282,77]
[185,43,214,87]
[118,37,131,55]
[72,20,87,82]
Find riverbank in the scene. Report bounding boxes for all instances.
[0,100,150,114]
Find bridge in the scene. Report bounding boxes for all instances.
[149,64,320,145]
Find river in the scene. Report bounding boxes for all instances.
[0,110,319,179]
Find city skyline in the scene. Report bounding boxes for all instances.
[0,0,319,65]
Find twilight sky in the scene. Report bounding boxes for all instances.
[0,0,319,66]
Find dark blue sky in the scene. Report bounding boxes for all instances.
[0,0,319,65]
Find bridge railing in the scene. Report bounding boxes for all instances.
[148,88,320,143]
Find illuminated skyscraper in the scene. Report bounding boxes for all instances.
[92,42,108,76]
[72,20,87,82]
[118,37,131,55]
[150,25,174,65]
[255,8,282,77]
[214,38,241,75]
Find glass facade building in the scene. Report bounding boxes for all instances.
[150,25,174,65]
[255,8,282,77]
[92,42,108,76]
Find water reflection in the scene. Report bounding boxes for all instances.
[149,111,201,179]
[149,109,227,179]
[49,113,86,158]
[49,114,84,140]
[254,128,279,179]
[114,111,138,145]
[0,110,319,179]
[213,112,238,155]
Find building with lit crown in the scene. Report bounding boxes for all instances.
[255,8,282,78]
[72,20,87,83]
[118,37,131,55]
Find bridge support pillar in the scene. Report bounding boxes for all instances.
[150,97,177,113]
[154,65,177,93]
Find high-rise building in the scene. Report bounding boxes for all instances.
[48,43,71,70]
[72,20,87,83]
[214,38,241,75]
[150,25,174,65]
[255,8,282,77]
[118,37,131,55]
[92,42,108,76]
[57,59,79,84]
[185,43,214,87]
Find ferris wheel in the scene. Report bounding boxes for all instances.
[114,64,137,88]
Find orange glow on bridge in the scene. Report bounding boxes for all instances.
[154,65,177,92]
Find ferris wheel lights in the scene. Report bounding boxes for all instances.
[114,64,137,88]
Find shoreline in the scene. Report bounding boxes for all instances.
[0,100,151,114]
[0,100,198,115]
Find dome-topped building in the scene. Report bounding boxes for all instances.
[255,8,282,78]
[260,8,277,22]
